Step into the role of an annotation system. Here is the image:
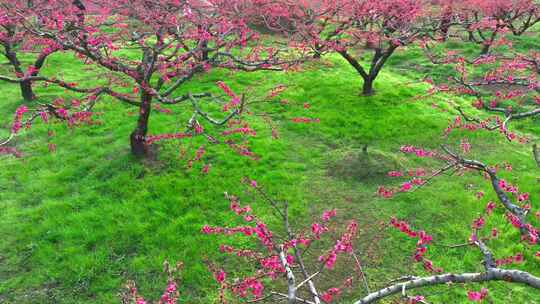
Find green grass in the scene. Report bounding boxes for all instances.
[1,37,540,304]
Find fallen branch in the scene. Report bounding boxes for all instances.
[353,269,540,304]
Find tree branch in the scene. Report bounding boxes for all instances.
[354,269,540,304]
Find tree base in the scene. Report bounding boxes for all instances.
[130,132,147,158]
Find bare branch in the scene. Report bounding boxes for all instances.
[354,269,540,304]
[278,245,297,304]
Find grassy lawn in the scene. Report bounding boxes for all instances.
[1,38,539,303]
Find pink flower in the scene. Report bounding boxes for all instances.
[11,105,29,134]
[319,252,337,269]
[411,178,424,185]
[166,281,176,293]
[417,231,433,246]
[321,287,341,302]
[11,121,22,134]
[409,296,425,303]
[286,254,294,266]
[467,292,482,301]
[475,191,484,199]
[400,182,412,192]
[39,111,49,123]
[249,280,264,298]
[377,186,394,198]
[472,217,485,229]
[387,171,402,177]
[322,209,337,222]
[468,288,488,301]
[194,146,205,161]
[194,123,204,134]
[321,293,332,302]
[214,270,226,283]
[48,143,57,153]
[290,117,320,124]
[16,105,28,115]
[422,259,434,272]
[56,108,68,118]
[217,81,236,98]
[506,213,522,229]
[485,201,496,215]
[311,223,327,239]
[250,180,257,188]
[254,222,273,250]
[518,193,529,202]
[201,225,213,234]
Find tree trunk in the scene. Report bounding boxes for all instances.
[533,144,540,168]
[480,43,491,55]
[130,90,152,157]
[312,44,322,59]
[440,11,451,41]
[362,78,375,96]
[20,79,35,101]
[198,24,209,61]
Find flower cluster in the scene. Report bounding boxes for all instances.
[497,179,530,205]
[225,140,259,160]
[290,117,320,123]
[399,145,435,158]
[217,81,241,112]
[145,133,192,145]
[266,84,287,99]
[467,288,488,302]
[120,261,182,304]
[319,220,358,270]
[0,146,22,158]
[222,124,257,136]
[387,168,427,177]
[153,104,172,114]
[390,218,439,272]
[377,177,424,198]
[495,253,524,267]
[11,105,28,134]
[320,287,341,302]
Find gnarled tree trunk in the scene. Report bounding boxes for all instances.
[20,79,35,101]
[362,78,375,96]
[3,41,36,101]
[130,90,152,157]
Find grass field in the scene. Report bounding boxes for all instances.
[1,34,539,303]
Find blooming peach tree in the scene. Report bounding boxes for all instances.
[0,0,63,100]
[453,0,539,55]
[0,0,302,158]
[258,0,435,96]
